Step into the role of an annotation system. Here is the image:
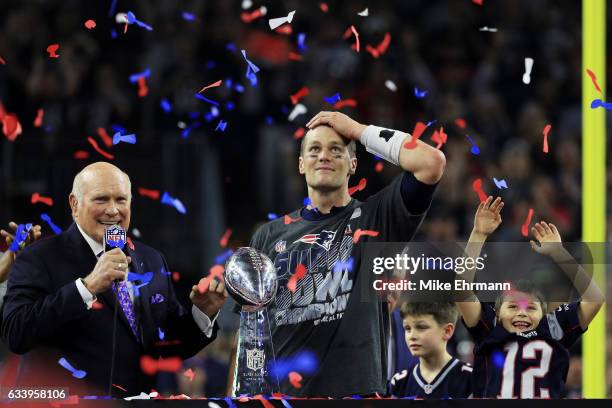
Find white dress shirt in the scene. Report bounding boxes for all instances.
[74,223,217,337]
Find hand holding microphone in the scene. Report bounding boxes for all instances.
[82,248,131,294]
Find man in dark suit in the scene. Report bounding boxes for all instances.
[1,162,227,397]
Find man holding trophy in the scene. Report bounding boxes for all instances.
[227,111,445,397]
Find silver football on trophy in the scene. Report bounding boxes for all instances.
[224,247,278,308]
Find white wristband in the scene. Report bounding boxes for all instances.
[359,125,408,165]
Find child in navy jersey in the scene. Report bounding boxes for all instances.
[389,302,472,398]
[456,196,604,398]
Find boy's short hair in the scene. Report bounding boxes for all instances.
[399,302,459,325]
[494,280,548,315]
[299,129,357,158]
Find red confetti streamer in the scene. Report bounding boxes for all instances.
[353,229,379,244]
[403,122,427,149]
[220,228,232,248]
[542,124,551,153]
[346,25,360,52]
[137,187,161,200]
[46,43,60,58]
[284,215,302,225]
[293,127,306,139]
[319,3,329,12]
[333,98,357,109]
[275,25,293,35]
[348,178,367,196]
[140,355,183,375]
[365,33,391,58]
[31,192,53,206]
[430,126,448,149]
[471,178,487,203]
[472,0,484,5]
[454,118,467,129]
[33,108,44,127]
[183,368,195,382]
[137,76,149,98]
[287,264,307,292]
[112,383,127,392]
[97,127,113,147]
[87,136,115,159]
[172,271,180,282]
[241,7,266,23]
[521,208,535,237]
[74,150,90,159]
[586,69,602,93]
[84,19,96,29]
[0,56,5,65]
[127,237,135,251]
[198,79,223,94]
[289,371,303,388]
[290,87,310,105]
[1,113,23,141]
[288,52,304,61]
[375,162,384,173]
[91,300,104,310]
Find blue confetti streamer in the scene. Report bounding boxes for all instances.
[297,33,307,52]
[160,99,172,113]
[111,124,126,134]
[161,192,187,214]
[126,11,153,31]
[108,0,118,17]
[324,92,342,104]
[8,223,32,252]
[58,357,87,379]
[234,83,245,93]
[40,213,62,234]
[129,68,151,84]
[281,399,294,408]
[267,213,278,220]
[265,116,274,125]
[225,102,235,111]
[112,132,137,145]
[127,271,154,283]
[303,197,311,206]
[591,98,612,110]
[226,43,237,53]
[414,87,428,98]
[241,49,260,87]
[224,397,237,408]
[269,350,318,379]
[158,327,165,340]
[493,177,508,189]
[181,12,196,21]
[466,134,480,155]
[215,249,234,265]
[215,120,228,132]
[195,93,220,106]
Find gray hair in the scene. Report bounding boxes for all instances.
[70,164,132,203]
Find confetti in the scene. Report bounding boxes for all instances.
[97,127,113,147]
[375,162,384,172]
[454,118,467,129]
[240,49,260,86]
[87,136,115,159]
[353,229,379,243]
[140,356,183,375]
[31,192,53,206]
[590,99,612,110]
[0,103,23,141]
[414,87,428,98]
[241,0,252,10]
[403,122,427,149]
[586,69,602,93]
[137,77,148,97]
[8,223,32,252]
[127,236,135,250]
[160,99,172,112]
[183,368,195,382]
[74,150,90,159]
[333,98,357,109]
[138,187,160,200]
[365,33,391,58]
[284,215,302,225]
[466,134,480,155]
[198,79,223,94]
[289,371,303,388]
[129,68,151,84]
[385,80,397,92]
[297,33,307,52]
[479,26,498,32]
[240,6,267,23]
[41,213,62,234]
[430,127,448,149]
[195,93,219,106]
[287,264,307,292]
[343,25,360,52]
[33,108,44,127]
[0,56,5,65]
[290,87,310,105]
[288,52,303,61]
[493,178,508,189]
[181,12,197,22]
[319,3,329,12]
[127,271,154,284]
[288,103,307,121]
[270,350,318,379]
[523,57,534,84]
[215,249,234,264]
[161,192,187,214]
[268,10,296,30]
[112,132,137,145]
[521,208,534,237]
[58,357,86,379]
[357,8,369,17]
[215,120,228,132]
[324,92,341,105]
[84,19,96,29]
[267,213,278,220]
[220,228,232,247]
[126,11,153,31]
[293,127,306,140]
[471,178,487,203]
[472,0,484,5]
[348,178,367,196]
[542,124,551,153]
[46,44,60,58]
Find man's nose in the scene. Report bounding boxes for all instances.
[105,202,120,215]
[318,148,332,161]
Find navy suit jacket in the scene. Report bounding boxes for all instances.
[1,223,217,397]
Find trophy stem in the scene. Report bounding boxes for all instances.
[232,308,279,396]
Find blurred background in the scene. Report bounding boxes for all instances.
[0,0,610,398]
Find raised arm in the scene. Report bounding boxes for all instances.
[456,196,504,328]
[529,221,604,330]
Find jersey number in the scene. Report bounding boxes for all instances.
[499,340,552,398]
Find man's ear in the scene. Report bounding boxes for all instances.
[299,156,305,175]
[442,323,455,341]
[348,157,357,176]
[69,194,78,218]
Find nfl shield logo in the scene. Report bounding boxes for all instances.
[275,240,286,253]
[105,225,126,250]
[246,348,265,371]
